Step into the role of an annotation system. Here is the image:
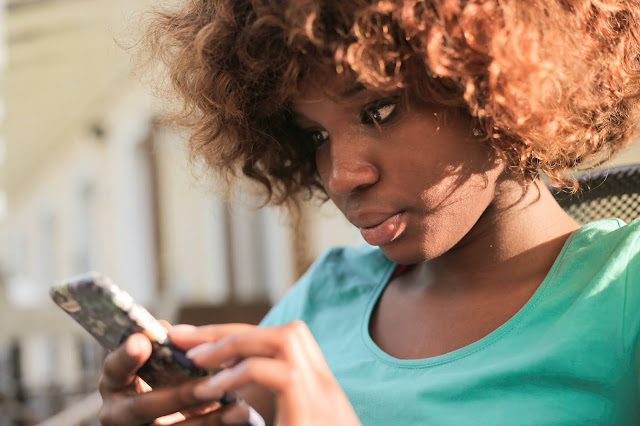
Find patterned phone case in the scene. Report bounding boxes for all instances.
[49,272,212,388]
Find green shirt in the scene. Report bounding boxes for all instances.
[260,218,640,425]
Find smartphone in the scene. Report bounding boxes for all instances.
[50,272,219,389]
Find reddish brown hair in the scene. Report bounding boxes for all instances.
[141,0,640,203]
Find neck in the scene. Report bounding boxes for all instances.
[420,178,580,291]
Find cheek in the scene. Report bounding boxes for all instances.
[387,186,496,264]
[314,147,330,183]
[419,167,496,207]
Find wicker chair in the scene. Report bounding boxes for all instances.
[550,165,640,224]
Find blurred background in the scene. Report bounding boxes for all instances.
[0,0,364,424]
[0,0,639,425]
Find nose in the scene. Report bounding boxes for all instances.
[322,142,380,197]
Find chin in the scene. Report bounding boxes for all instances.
[378,237,440,265]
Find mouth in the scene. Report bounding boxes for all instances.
[354,211,406,246]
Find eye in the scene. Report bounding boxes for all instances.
[307,129,329,149]
[361,101,398,125]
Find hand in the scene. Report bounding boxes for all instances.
[97,331,255,425]
[170,321,362,426]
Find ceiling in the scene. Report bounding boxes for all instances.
[2,0,151,194]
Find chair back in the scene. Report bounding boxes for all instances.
[551,165,640,224]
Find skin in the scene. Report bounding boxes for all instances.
[98,85,580,425]
[292,87,580,359]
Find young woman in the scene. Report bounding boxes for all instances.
[98,1,640,424]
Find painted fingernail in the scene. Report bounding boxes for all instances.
[193,370,232,400]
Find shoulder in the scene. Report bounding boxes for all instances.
[561,218,640,266]
[562,219,640,349]
[557,218,640,297]
[259,245,394,327]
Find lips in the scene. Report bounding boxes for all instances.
[350,211,406,246]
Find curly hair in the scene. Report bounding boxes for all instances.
[141,0,640,204]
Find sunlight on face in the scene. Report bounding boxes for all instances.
[291,86,505,264]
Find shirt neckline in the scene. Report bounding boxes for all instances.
[360,224,583,369]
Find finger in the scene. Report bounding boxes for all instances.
[153,411,187,425]
[175,403,265,426]
[170,323,256,350]
[272,320,325,367]
[220,402,250,425]
[220,401,265,426]
[285,320,327,368]
[171,408,225,426]
[159,319,173,330]
[179,400,220,419]
[193,358,291,397]
[186,322,313,369]
[100,376,221,425]
[100,333,152,393]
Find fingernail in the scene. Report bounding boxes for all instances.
[220,403,265,426]
[186,342,217,359]
[220,357,238,369]
[171,324,197,334]
[126,334,145,356]
[245,406,266,426]
[193,370,232,400]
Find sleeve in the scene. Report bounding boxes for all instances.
[258,248,337,327]
[258,278,309,327]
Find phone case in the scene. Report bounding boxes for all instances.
[50,272,211,388]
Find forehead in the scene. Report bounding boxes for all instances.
[291,80,398,111]
[292,75,354,104]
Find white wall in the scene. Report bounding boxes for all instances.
[152,127,299,311]
[105,88,157,307]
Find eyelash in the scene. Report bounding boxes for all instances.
[361,101,398,126]
[308,129,329,149]
[304,99,399,149]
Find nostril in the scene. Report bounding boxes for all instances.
[328,161,379,196]
[353,180,375,193]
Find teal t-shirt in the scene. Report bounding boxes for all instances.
[260,218,640,425]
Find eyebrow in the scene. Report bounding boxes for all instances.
[338,84,366,98]
[290,111,310,123]
[290,84,368,124]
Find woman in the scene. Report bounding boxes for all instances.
[99,1,640,424]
